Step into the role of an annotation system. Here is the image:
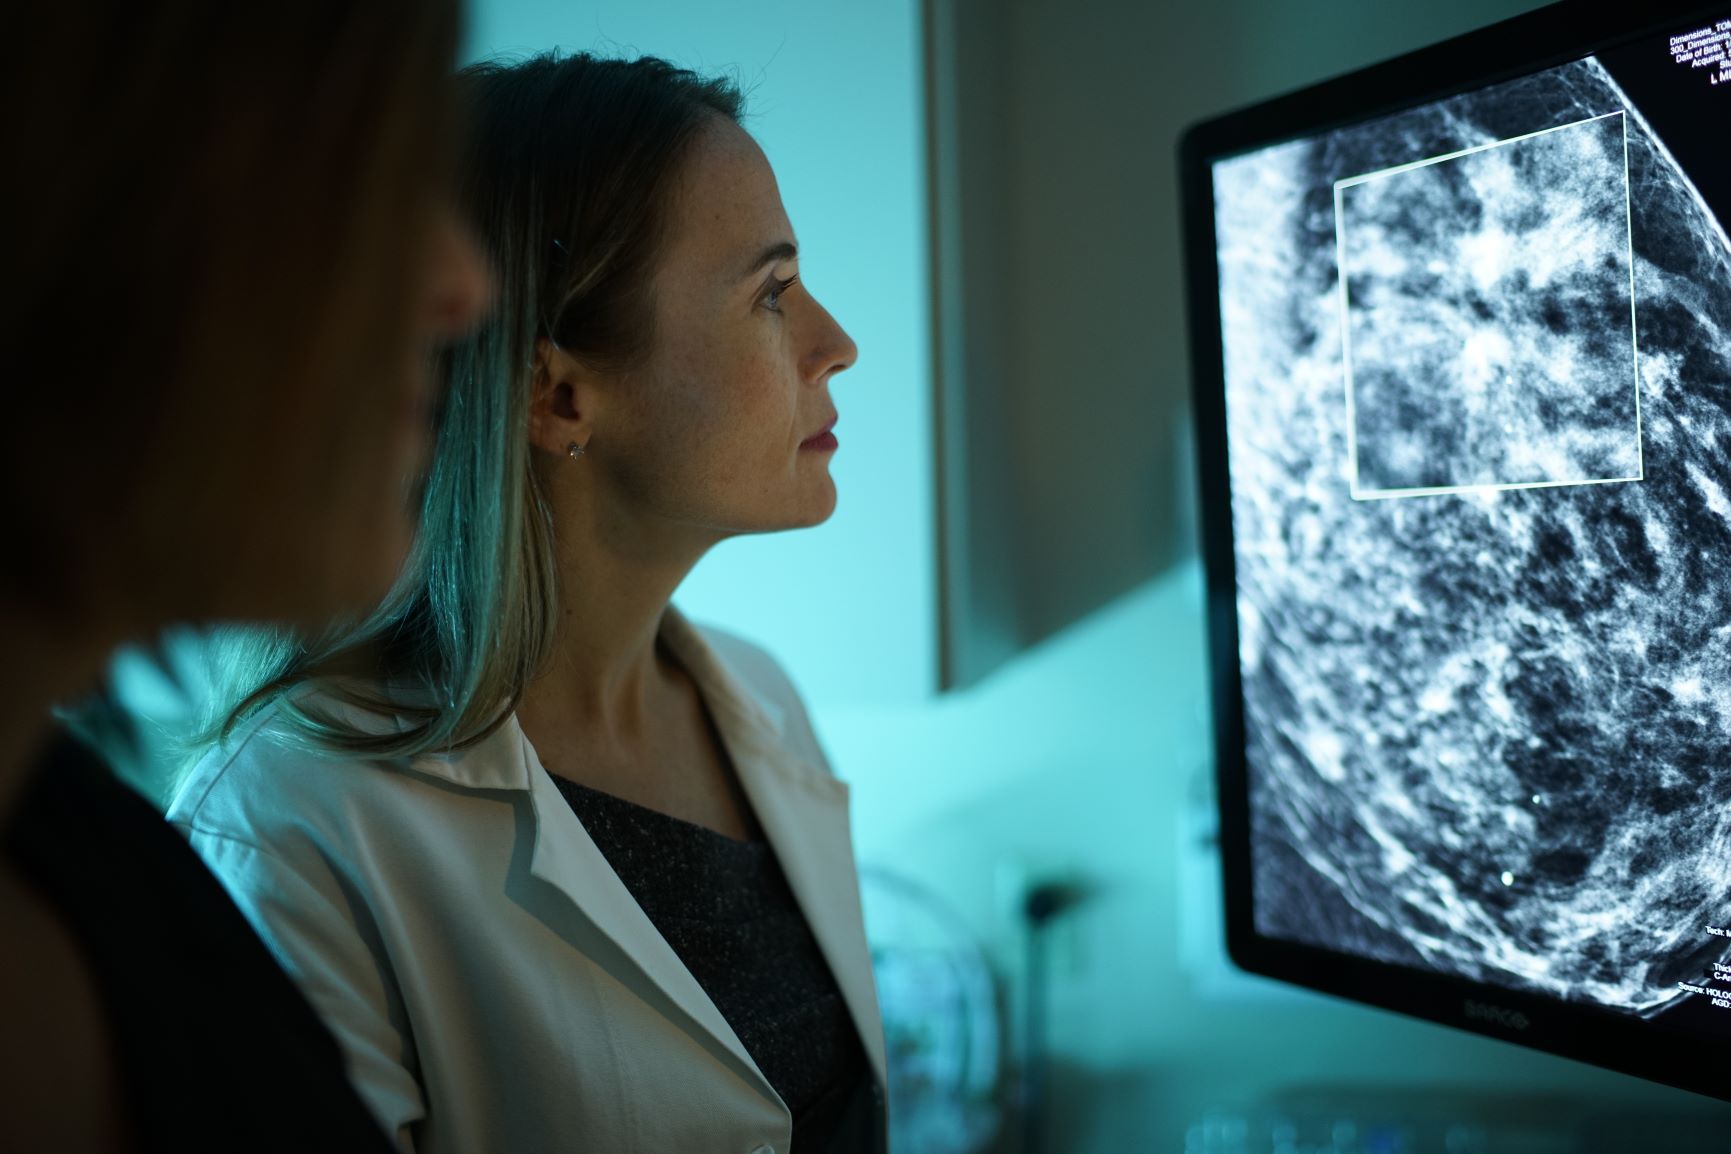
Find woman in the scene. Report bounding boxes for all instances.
[170,52,885,1154]
[0,1,490,1149]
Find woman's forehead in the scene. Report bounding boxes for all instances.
[664,120,793,275]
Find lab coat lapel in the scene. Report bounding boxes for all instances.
[508,725,783,1107]
[662,609,890,1091]
[435,609,889,1109]
[724,726,891,1092]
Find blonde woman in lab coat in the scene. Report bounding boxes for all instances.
[169,52,885,1154]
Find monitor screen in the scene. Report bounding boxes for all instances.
[1186,0,1731,1099]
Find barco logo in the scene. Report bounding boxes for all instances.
[1463,999,1531,1031]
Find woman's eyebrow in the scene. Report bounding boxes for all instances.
[740,240,798,279]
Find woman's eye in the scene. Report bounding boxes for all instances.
[763,274,798,313]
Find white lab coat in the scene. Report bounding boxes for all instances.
[168,609,888,1154]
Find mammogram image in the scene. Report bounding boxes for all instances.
[1214,57,1731,1017]
[1338,113,1642,497]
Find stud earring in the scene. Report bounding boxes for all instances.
[566,441,586,460]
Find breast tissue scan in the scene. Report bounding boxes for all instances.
[1213,13,1731,1029]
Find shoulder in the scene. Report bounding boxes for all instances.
[166,690,394,849]
[168,697,299,834]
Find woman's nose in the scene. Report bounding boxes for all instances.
[805,296,859,384]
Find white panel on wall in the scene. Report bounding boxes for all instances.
[463,2,935,706]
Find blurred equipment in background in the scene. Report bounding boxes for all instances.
[1019,875,1096,1154]
[861,868,1005,1154]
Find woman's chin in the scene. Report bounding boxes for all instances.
[796,476,838,527]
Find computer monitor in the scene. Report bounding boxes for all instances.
[1181,0,1731,1102]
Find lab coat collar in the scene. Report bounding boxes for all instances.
[394,606,788,794]
[517,729,785,1104]
[659,607,789,744]
[389,607,888,1100]
[723,735,891,1094]
[658,608,890,1090]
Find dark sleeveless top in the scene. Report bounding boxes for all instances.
[551,775,871,1153]
[2,730,393,1152]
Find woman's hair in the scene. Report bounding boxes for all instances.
[2,0,460,623]
[186,52,747,774]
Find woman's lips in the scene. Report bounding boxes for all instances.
[800,418,838,451]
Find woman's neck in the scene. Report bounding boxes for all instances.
[515,495,717,752]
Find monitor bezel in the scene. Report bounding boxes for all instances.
[1180,0,1731,1105]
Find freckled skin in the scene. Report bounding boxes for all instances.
[544,118,858,544]
[517,119,859,842]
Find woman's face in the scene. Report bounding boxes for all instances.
[325,212,494,607]
[581,119,858,539]
[122,209,492,632]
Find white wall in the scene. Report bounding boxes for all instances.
[463,1,935,706]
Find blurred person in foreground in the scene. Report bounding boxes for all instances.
[0,3,489,1150]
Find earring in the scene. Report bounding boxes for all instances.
[566,441,586,460]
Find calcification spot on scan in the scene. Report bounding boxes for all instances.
[1215,57,1731,1016]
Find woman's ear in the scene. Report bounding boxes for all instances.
[527,337,596,457]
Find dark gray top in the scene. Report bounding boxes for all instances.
[551,774,870,1152]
